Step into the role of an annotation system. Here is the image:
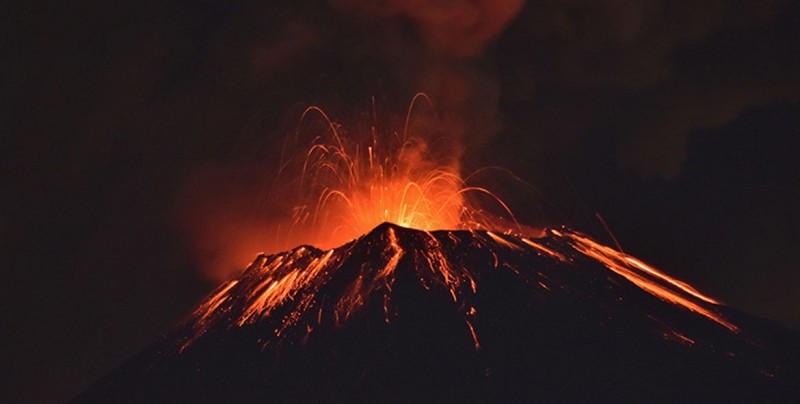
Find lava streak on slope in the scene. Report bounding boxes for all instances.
[179,224,738,353]
[78,223,800,402]
[178,96,737,348]
[78,96,800,402]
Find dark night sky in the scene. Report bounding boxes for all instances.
[3,1,799,402]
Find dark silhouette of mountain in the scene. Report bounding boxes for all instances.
[75,223,800,402]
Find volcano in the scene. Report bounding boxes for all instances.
[76,223,800,402]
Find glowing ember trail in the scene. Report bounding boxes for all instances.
[176,95,738,353]
[558,230,738,332]
[80,95,799,404]
[266,93,518,253]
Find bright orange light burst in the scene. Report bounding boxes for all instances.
[281,94,517,249]
[178,94,739,352]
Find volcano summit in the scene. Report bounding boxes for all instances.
[77,223,800,402]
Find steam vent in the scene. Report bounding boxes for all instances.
[76,223,800,402]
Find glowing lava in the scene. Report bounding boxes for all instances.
[81,95,799,404]
[178,94,523,281]
[179,95,737,355]
[558,229,738,332]
[179,225,738,353]
[276,94,517,251]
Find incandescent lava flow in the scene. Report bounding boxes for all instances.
[77,99,800,402]
[77,223,800,402]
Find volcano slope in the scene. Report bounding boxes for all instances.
[76,223,800,402]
